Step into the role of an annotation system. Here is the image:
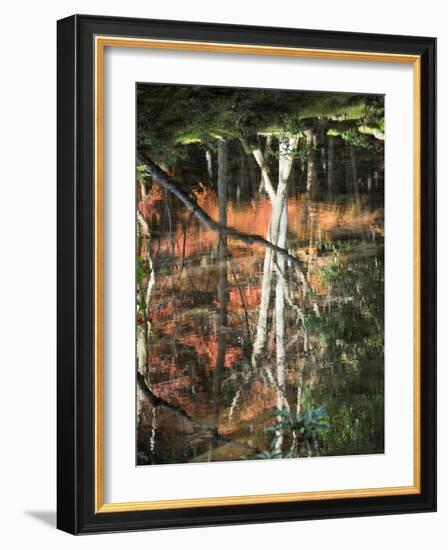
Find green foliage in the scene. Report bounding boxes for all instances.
[247,438,284,460]
[318,251,343,284]
[136,163,147,174]
[358,125,385,140]
[327,127,371,148]
[326,95,384,144]
[137,83,384,165]
[301,242,385,457]
[268,406,330,442]
[136,163,151,188]
[245,406,329,460]
[136,256,149,284]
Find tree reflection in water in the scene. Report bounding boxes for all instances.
[136,84,384,465]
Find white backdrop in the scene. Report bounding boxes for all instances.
[0,1,444,549]
[105,48,414,503]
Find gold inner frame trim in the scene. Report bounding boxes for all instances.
[94,35,421,513]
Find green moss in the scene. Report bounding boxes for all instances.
[137,83,384,164]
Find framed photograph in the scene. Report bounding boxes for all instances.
[57,14,436,534]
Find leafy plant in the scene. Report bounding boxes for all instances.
[245,405,330,460]
[318,252,343,285]
[268,406,330,446]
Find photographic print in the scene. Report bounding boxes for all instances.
[57,16,436,533]
[136,84,385,465]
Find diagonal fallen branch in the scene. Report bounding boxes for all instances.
[137,153,300,265]
[137,371,197,424]
[137,372,261,454]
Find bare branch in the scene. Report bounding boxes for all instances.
[137,153,300,265]
[252,147,276,202]
[137,372,261,453]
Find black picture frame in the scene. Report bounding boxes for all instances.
[57,14,436,535]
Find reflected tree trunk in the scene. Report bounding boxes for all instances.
[205,149,213,180]
[251,142,275,370]
[349,144,361,209]
[274,200,287,450]
[136,209,155,427]
[136,211,155,378]
[327,135,335,192]
[246,155,258,197]
[257,135,273,196]
[251,147,276,370]
[252,145,275,202]
[345,142,351,192]
[251,137,298,379]
[213,138,228,444]
[305,129,315,192]
[273,136,297,450]
[239,150,246,200]
[251,239,275,371]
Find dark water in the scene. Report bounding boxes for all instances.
[136,183,384,465]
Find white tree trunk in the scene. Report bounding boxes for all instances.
[136,211,155,377]
[251,246,274,369]
[253,146,275,202]
[251,156,276,369]
[251,136,298,377]
[305,129,315,192]
[273,136,297,450]
[205,149,213,179]
[213,139,228,439]
[274,200,288,450]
